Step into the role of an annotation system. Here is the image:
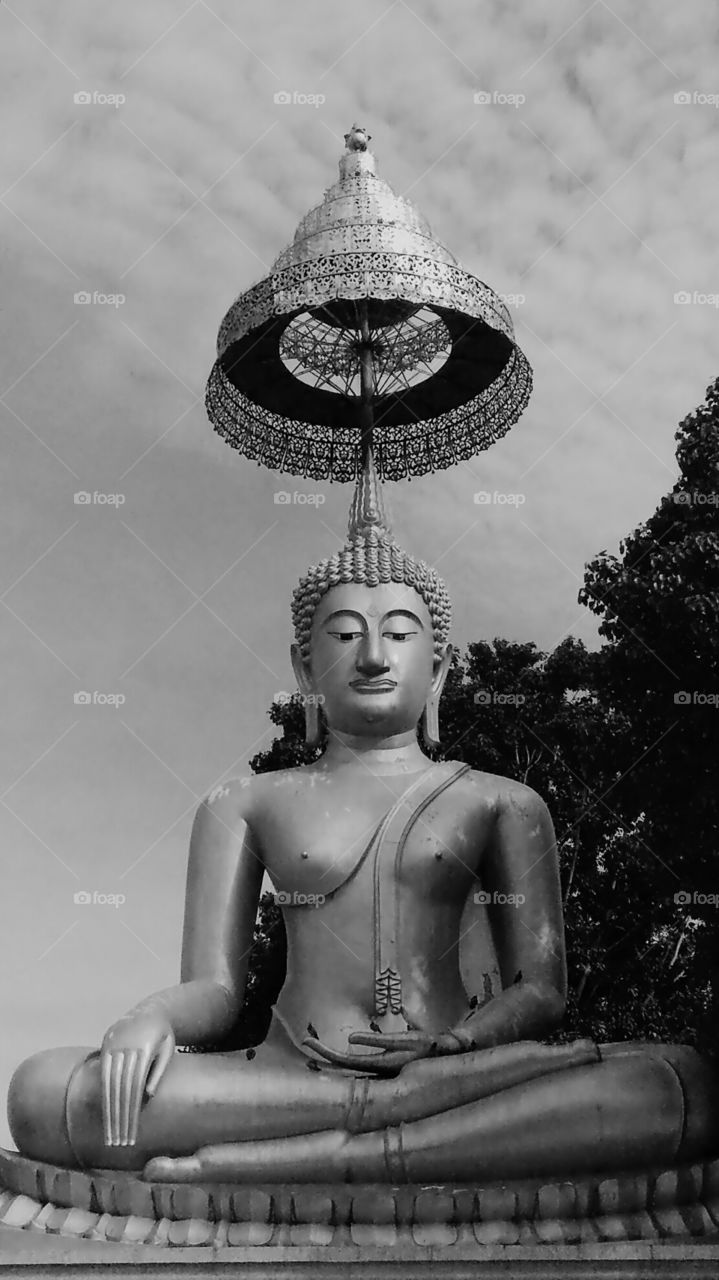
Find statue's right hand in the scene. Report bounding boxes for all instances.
[100,1011,175,1148]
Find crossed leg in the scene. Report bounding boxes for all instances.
[9,1026,596,1174]
[10,1030,717,1183]
[7,1023,354,1172]
[145,1041,719,1184]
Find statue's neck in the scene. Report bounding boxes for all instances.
[318,729,431,776]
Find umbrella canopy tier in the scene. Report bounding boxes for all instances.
[206,129,532,480]
[206,343,531,481]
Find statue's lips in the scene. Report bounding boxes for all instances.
[350,680,397,692]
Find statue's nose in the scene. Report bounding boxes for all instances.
[356,633,390,677]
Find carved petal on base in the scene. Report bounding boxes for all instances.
[1,1148,719,1248]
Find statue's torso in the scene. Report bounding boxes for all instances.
[247,762,499,1057]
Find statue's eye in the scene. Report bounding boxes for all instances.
[384,630,416,641]
[328,630,362,642]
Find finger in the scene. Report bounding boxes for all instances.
[358,1049,424,1073]
[146,1032,174,1098]
[348,1032,432,1051]
[302,1036,387,1067]
[127,1049,151,1147]
[101,1052,113,1147]
[436,1030,471,1054]
[119,1049,138,1146]
[110,1053,123,1146]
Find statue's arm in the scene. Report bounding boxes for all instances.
[450,782,567,1050]
[127,780,264,1045]
[102,780,264,1145]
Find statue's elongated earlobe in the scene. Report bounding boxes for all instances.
[421,692,441,751]
[421,644,452,750]
[304,699,322,749]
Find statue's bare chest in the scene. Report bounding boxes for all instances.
[255,771,490,903]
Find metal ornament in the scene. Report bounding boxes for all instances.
[206,124,532,481]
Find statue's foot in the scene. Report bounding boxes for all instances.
[143,1155,202,1182]
[142,1132,350,1183]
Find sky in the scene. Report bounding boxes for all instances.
[1,0,718,1147]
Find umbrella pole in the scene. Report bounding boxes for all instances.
[358,302,375,467]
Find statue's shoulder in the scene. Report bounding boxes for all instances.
[451,765,548,816]
[249,764,315,790]
[203,774,258,823]
[221,765,317,815]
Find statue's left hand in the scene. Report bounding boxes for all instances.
[303,1027,469,1074]
[349,1028,469,1057]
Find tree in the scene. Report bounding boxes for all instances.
[436,638,663,1044]
[580,376,719,1053]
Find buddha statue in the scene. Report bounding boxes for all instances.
[7,455,719,1188]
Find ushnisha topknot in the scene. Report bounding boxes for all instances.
[291,449,452,663]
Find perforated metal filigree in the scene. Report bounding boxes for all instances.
[206,141,532,481]
[279,306,453,397]
[206,351,531,482]
[216,252,514,354]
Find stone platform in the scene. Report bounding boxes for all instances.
[2,1227,719,1278]
[1,1147,718,1275]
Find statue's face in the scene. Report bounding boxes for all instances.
[293,581,447,739]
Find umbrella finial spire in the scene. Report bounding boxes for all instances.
[343,123,372,152]
[347,446,392,541]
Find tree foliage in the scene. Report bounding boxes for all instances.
[578,376,719,1052]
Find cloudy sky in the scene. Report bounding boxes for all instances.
[1,0,717,1145]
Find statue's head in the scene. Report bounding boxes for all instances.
[290,454,453,748]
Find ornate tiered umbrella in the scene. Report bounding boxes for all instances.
[206,125,532,481]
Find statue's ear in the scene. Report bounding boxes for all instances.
[290,643,314,697]
[422,644,453,752]
[431,643,453,701]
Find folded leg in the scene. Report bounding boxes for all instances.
[145,1042,719,1184]
[8,1032,354,1172]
